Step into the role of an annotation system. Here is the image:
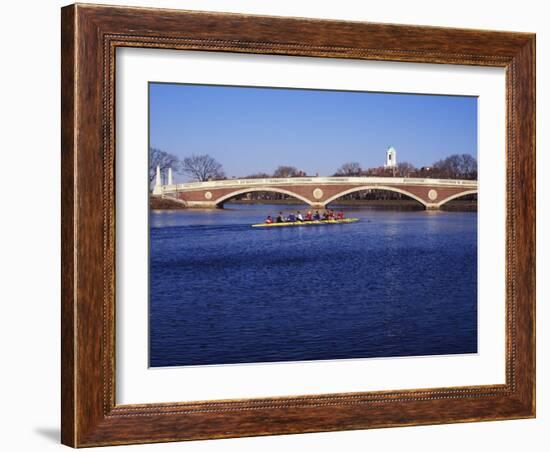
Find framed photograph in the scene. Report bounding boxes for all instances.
[61,3,535,447]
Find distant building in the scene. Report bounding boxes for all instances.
[384,146,397,168]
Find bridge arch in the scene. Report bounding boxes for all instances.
[437,189,478,208]
[324,185,429,208]
[214,187,313,207]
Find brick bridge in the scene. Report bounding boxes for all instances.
[153,176,477,210]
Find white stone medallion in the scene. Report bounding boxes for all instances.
[204,191,213,200]
[428,189,438,201]
[313,188,324,200]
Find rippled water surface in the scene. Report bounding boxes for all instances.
[149,204,477,367]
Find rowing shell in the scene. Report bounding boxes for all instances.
[252,218,359,228]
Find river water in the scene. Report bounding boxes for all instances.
[149,204,477,367]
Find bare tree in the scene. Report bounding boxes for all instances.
[334,162,362,176]
[149,147,179,185]
[181,154,225,181]
[273,165,299,178]
[459,154,478,179]
[432,154,477,180]
[395,162,416,177]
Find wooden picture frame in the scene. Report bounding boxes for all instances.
[61,3,535,447]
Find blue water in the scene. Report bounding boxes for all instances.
[149,204,477,367]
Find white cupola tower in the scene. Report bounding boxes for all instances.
[384,146,397,168]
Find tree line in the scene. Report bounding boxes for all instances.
[334,154,477,180]
[150,147,477,187]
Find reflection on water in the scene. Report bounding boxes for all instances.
[149,204,477,367]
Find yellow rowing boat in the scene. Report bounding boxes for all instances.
[252,218,359,228]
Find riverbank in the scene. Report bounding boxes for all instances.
[226,198,477,211]
[150,196,187,210]
[439,200,477,211]
[150,196,477,211]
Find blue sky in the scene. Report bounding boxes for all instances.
[149,83,477,181]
